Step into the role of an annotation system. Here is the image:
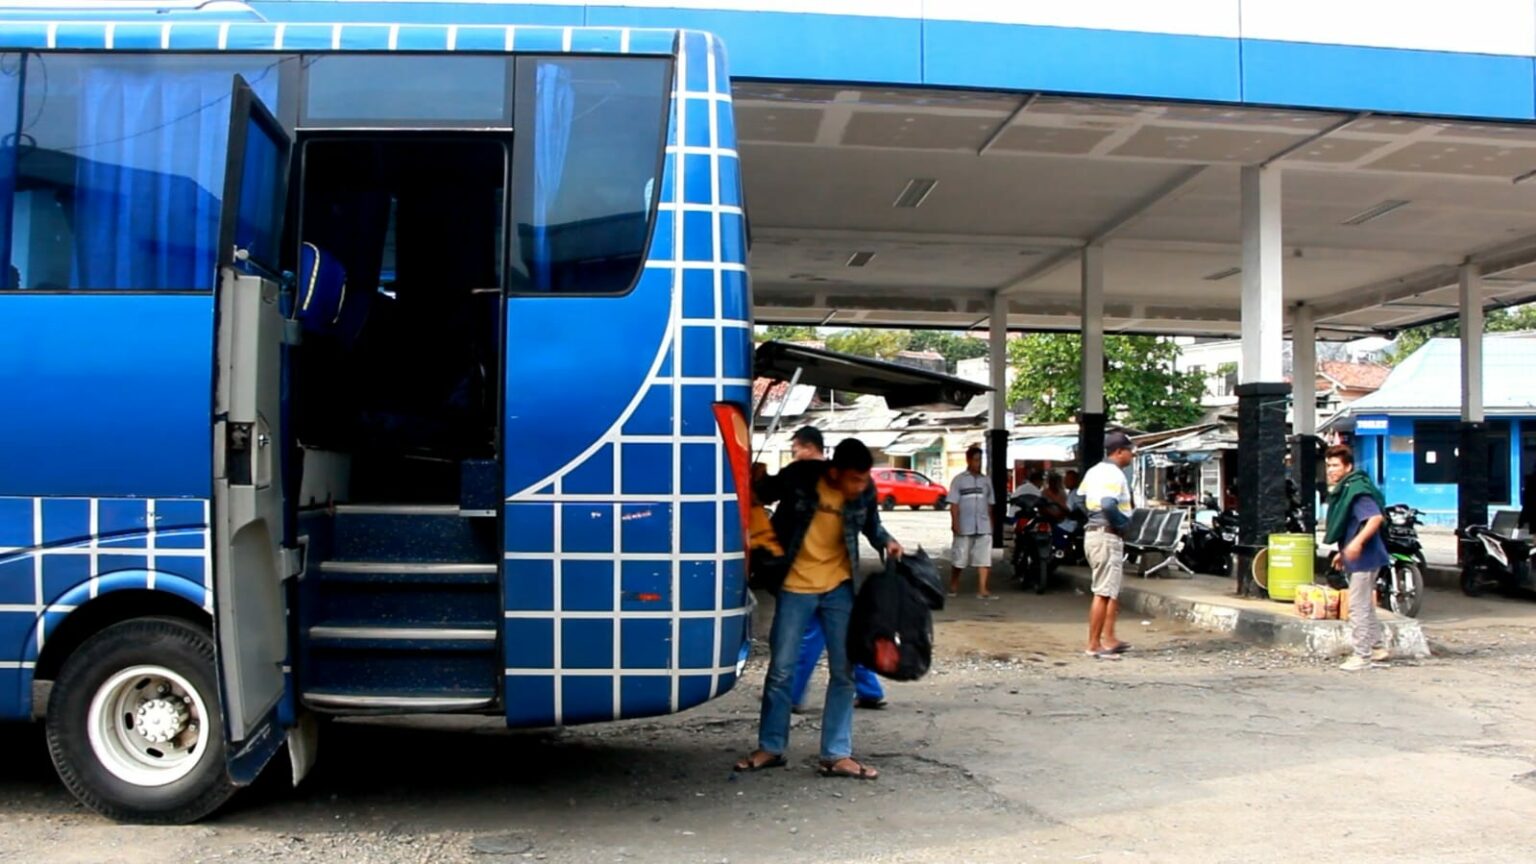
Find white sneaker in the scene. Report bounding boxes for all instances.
[1370,646,1391,662]
[1339,655,1370,672]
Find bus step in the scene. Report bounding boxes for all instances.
[307,622,497,651]
[314,560,499,584]
[300,650,500,700]
[311,576,500,624]
[329,507,499,564]
[302,690,496,714]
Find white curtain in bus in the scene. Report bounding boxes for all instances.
[69,61,277,290]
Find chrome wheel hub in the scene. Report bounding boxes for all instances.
[135,697,190,744]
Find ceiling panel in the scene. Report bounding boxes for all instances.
[734,84,1536,336]
[842,111,1000,150]
[734,104,822,144]
[990,125,1113,155]
[1110,125,1309,162]
[1365,140,1536,178]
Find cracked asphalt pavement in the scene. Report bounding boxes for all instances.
[4,512,1536,863]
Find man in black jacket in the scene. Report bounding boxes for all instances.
[734,438,902,780]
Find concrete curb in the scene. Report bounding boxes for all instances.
[1425,565,1461,591]
[1066,570,1432,660]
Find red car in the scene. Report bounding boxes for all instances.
[871,468,949,511]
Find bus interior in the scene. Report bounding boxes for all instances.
[290,136,508,507]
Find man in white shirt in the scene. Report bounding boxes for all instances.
[948,446,998,600]
[1007,469,1044,521]
[1016,469,1043,500]
[1081,433,1135,659]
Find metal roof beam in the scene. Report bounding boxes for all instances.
[977,93,1038,156]
[996,165,1209,296]
[1312,232,1536,322]
[1259,112,1368,168]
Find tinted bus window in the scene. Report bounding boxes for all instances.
[6,54,284,292]
[232,108,286,276]
[302,55,512,127]
[510,56,670,295]
[0,54,19,287]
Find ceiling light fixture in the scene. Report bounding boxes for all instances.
[893,178,938,208]
[1203,266,1242,281]
[1341,199,1410,226]
[845,251,877,268]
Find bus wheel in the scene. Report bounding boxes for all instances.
[45,617,236,824]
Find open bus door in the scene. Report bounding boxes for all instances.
[210,75,296,785]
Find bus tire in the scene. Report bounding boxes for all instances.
[45,617,236,824]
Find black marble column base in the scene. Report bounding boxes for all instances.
[989,428,1009,548]
[1458,422,1489,565]
[1236,382,1290,597]
[1078,412,1107,471]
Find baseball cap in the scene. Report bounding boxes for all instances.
[1104,431,1134,453]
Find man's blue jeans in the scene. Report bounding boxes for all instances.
[758,582,856,761]
[791,616,884,706]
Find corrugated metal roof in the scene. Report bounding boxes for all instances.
[1339,336,1536,416]
[1008,435,1077,463]
[885,434,941,456]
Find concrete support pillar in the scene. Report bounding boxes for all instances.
[1292,304,1317,438]
[1291,303,1319,531]
[1459,264,1489,557]
[989,293,1010,547]
[1241,167,1285,383]
[1235,166,1289,594]
[1079,245,1107,470]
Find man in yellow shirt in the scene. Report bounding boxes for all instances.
[734,438,903,781]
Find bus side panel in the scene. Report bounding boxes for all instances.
[0,293,214,719]
[502,32,752,727]
[0,294,214,499]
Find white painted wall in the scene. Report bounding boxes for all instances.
[1239,0,1536,57]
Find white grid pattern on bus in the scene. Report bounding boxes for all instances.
[501,33,749,725]
[0,497,212,665]
[20,21,683,57]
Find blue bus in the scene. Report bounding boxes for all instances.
[0,6,754,822]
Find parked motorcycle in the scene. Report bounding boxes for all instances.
[1378,504,1425,617]
[1009,492,1054,594]
[1052,507,1086,568]
[1178,494,1238,576]
[1460,521,1536,597]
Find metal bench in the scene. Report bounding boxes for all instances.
[1126,508,1193,577]
[1121,508,1153,548]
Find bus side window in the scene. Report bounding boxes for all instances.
[508,56,672,296]
[1,53,288,293]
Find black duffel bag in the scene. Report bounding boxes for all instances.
[848,548,943,682]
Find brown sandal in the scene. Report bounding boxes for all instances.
[818,757,879,780]
[734,751,787,772]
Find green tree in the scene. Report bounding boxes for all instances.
[1389,303,1536,364]
[824,328,910,360]
[755,324,817,344]
[907,331,988,372]
[1007,334,1207,432]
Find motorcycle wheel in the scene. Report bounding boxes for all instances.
[1011,544,1030,588]
[1035,550,1050,595]
[1389,563,1423,618]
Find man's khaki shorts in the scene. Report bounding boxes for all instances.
[951,534,993,570]
[1085,530,1124,599]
